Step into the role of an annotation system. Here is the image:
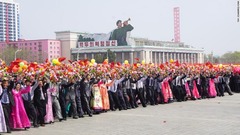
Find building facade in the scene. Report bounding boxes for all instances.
[0,39,61,62]
[56,31,204,64]
[0,0,20,42]
[55,31,85,61]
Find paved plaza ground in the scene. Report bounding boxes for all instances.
[8,93,240,135]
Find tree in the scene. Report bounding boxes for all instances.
[78,35,94,42]
[0,46,31,65]
[0,46,16,65]
[94,54,104,63]
[104,49,116,63]
[220,51,240,64]
[95,49,116,63]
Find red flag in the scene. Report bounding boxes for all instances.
[159,64,164,69]
[134,58,139,62]
[175,60,180,67]
[58,57,66,62]
[45,59,49,63]
[68,60,73,64]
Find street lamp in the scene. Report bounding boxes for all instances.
[14,49,22,60]
[106,50,109,60]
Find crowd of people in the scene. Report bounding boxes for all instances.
[0,58,240,133]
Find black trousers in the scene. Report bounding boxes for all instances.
[80,93,92,115]
[76,91,84,117]
[132,89,138,107]
[2,104,11,132]
[127,89,135,108]
[122,88,130,108]
[65,97,77,117]
[197,84,202,97]
[224,84,233,95]
[154,90,159,104]
[158,89,164,104]
[59,95,67,119]
[23,100,38,126]
[108,91,115,110]
[110,91,122,110]
[137,88,146,107]
[202,85,208,98]
[214,83,221,96]
[181,86,187,101]
[35,101,46,124]
[218,83,225,96]
[146,86,155,105]
[117,90,127,109]
[173,86,182,101]
[236,83,240,93]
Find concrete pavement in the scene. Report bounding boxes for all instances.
[8,93,240,135]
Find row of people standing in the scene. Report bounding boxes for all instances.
[1,71,239,133]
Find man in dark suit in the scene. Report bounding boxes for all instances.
[145,74,155,105]
[62,78,78,119]
[79,75,94,117]
[33,78,49,126]
[0,77,15,133]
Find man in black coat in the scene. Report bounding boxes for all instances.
[62,78,78,119]
[33,78,49,126]
[79,75,93,117]
[145,74,155,105]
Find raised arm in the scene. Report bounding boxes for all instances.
[140,76,148,82]
[20,86,31,94]
[31,80,39,92]
[105,80,114,87]
[118,77,125,84]
[123,24,134,32]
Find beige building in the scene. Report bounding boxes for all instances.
[56,31,204,64]
[55,31,85,60]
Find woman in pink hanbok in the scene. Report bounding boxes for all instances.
[208,76,217,98]
[191,79,201,99]
[44,87,54,124]
[161,77,173,103]
[11,81,31,129]
[184,78,192,99]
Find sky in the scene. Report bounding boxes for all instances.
[15,0,240,56]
